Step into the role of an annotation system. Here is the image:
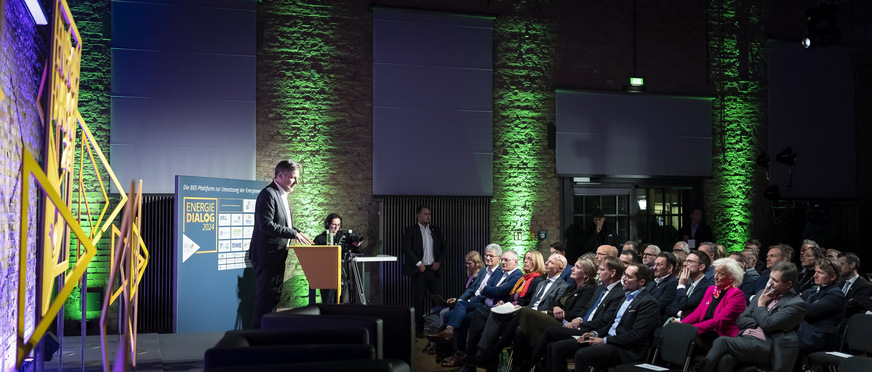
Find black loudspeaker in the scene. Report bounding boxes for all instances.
[42,331,59,361]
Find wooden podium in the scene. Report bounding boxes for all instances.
[288,245,342,303]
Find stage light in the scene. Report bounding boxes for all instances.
[630,77,644,86]
[755,152,769,169]
[24,0,48,25]
[776,147,796,166]
[803,4,840,48]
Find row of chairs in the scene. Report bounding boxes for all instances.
[609,314,872,372]
[203,304,415,371]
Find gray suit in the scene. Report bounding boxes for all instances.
[702,289,808,372]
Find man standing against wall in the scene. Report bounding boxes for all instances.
[403,205,445,337]
[249,160,313,328]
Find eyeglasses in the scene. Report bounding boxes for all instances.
[643,253,655,257]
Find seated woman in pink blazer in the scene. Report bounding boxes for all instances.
[677,257,747,349]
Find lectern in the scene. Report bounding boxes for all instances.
[288,245,342,303]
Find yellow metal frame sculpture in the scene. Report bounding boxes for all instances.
[102,181,149,371]
[16,0,135,367]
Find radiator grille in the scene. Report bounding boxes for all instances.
[138,194,175,333]
[379,196,491,308]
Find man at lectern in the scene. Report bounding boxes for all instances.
[249,160,313,328]
[402,205,445,337]
[310,213,345,304]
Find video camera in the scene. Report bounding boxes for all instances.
[337,230,363,255]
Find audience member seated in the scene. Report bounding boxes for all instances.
[548,242,573,282]
[666,250,712,319]
[595,244,620,266]
[518,256,626,371]
[430,250,522,358]
[676,258,746,351]
[750,244,794,296]
[728,251,758,299]
[462,254,567,370]
[744,239,766,273]
[647,252,678,322]
[838,252,872,318]
[547,264,660,372]
[622,240,639,253]
[673,241,690,254]
[798,257,845,356]
[513,256,598,366]
[641,244,660,269]
[826,248,841,260]
[619,249,641,267]
[700,262,807,372]
[740,249,761,300]
[698,242,718,280]
[796,242,823,294]
[437,245,501,345]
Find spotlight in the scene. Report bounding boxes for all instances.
[764,185,780,202]
[776,147,796,166]
[756,152,770,169]
[803,4,840,48]
[623,77,646,93]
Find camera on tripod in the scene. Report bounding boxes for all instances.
[338,230,363,255]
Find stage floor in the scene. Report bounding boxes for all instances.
[42,332,224,372]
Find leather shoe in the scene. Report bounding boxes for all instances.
[430,329,454,340]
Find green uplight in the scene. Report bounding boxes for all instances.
[707,0,763,252]
[259,0,345,307]
[492,13,555,255]
[630,77,644,86]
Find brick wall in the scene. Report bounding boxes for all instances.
[0,0,46,367]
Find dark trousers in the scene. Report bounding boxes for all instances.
[702,335,771,372]
[410,267,442,329]
[252,262,284,329]
[548,339,623,372]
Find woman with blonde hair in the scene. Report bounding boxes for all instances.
[465,251,484,287]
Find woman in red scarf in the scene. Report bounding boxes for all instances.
[509,250,546,306]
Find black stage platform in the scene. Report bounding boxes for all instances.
[41,332,224,372]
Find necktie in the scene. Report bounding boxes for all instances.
[583,287,608,322]
[532,279,553,310]
[687,280,697,296]
[843,281,852,294]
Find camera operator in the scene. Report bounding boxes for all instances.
[309,213,361,304]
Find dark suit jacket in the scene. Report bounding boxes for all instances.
[666,275,713,318]
[647,274,678,319]
[799,284,845,353]
[527,277,569,311]
[248,182,299,267]
[580,283,626,331]
[593,289,661,363]
[560,282,597,320]
[738,289,808,372]
[839,276,872,318]
[457,266,495,301]
[795,269,816,294]
[677,222,714,243]
[401,223,444,276]
[474,268,523,305]
[740,268,760,300]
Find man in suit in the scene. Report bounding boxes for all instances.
[447,244,502,305]
[516,256,627,371]
[750,244,794,296]
[678,207,714,247]
[740,249,761,300]
[838,252,872,318]
[701,262,808,372]
[666,250,712,318]
[432,250,522,341]
[463,254,569,369]
[548,263,661,372]
[648,252,678,321]
[402,205,445,336]
[249,160,313,328]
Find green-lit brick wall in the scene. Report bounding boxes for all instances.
[256,0,376,307]
[492,6,560,255]
[64,0,114,321]
[706,0,767,252]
